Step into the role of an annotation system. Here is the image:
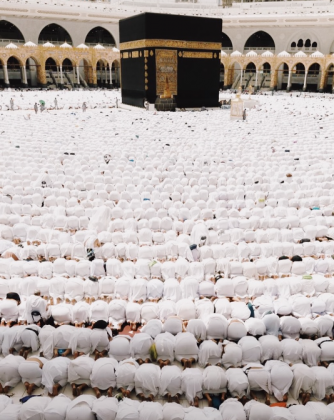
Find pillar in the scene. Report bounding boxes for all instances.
[287,70,292,92]
[3,65,9,87]
[240,68,243,89]
[223,69,230,90]
[255,70,258,91]
[109,65,112,87]
[270,71,277,91]
[303,70,308,92]
[318,70,325,93]
[77,66,80,87]
[73,67,76,88]
[105,66,108,85]
[92,69,98,88]
[21,66,28,88]
[60,66,64,87]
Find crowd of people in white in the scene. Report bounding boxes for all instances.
[0,90,334,420]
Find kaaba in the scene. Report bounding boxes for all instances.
[119,13,222,109]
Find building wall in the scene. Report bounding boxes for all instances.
[2,17,120,48]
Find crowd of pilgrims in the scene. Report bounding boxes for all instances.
[1,93,334,419]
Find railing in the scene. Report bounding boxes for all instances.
[244,47,275,51]
[86,43,115,48]
[0,39,25,46]
[38,41,73,46]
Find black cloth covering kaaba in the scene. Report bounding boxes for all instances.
[119,13,222,108]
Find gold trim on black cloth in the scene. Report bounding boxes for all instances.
[120,39,221,51]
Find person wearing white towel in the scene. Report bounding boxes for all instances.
[41,357,70,396]
[202,365,228,406]
[90,357,118,398]
[68,355,95,397]
[181,368,203,407]
[115,358,139,398]
[134,363,161,401]
[18,356,46,395]
[0,355,24,394]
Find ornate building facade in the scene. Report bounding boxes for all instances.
[1,0,334,91]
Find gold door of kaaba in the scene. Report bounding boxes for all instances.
[155,49,178,96]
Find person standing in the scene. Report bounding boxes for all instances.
[82,102,87,112]
[34,103,38,114]
[54,98,58,110]
[10,98,14,111]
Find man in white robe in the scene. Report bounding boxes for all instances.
[219,398,246,420]
[174,332,199,368]
[155,332,175,367]
[181,368,203,407]
[226,368,249,403]
[243,363,272,405]
[311,366,334,403]
[90,357,118,398]
[68,355,95,396]
[160,365,183,403]
[66,395,96,420]
[265,360,292,402]
[0,355,24,394]
[135,363,161,401]
[41,357,70,396]
[202,365,228,406]
[130,333,153,364]
[162,403,185,420]
[18,356,46,395]
[198,340,222,367]
[222,341,242,368]
[115,358,139,397]
[290,364,316,404]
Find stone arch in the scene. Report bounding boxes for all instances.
[25,56,41,87]
[305,62,321,92]
[287,31,320,53]
[96,58,109,87]
[85,26,116,47]
[275,62,290,91]
[38,23,72,45]
[45,57,58,71]
[244,31,275,53]
[222,32,233,51]
[324,62,334,92]
[0,20,25,44]
[291,62,305,91]
[6,56,23,87]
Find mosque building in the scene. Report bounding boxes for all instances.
[1,0,334,91]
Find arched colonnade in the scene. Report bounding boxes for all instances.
[0,46,120,89]
[220,55,334,92]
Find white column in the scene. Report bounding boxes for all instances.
[240,69,243,88]
[60,66,64,85]
[105,66,108,84]
[255,70,258,89]
[109,66,112,86]
[303,70,308,90]
[287,70,292,89]
[73,67,76,86]
[77,66,80,86]
[21,66,28,85]
[3,65,9,85]
[57,66,60,83]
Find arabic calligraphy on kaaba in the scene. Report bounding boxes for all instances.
[156,49,177,96]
